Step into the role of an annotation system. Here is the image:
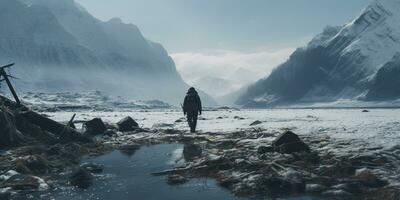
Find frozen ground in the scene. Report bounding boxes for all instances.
[45,108,400,150]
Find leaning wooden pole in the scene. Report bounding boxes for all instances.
[0,63,21,106]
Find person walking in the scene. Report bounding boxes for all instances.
[183,87,202,133]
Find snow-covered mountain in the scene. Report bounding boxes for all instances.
[237,0,400,107]
[0,0,216,106]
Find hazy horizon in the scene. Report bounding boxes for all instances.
[76,0,372,98]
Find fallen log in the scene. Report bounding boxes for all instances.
[20,110,89,143]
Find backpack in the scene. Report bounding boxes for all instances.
[184,94,199,111]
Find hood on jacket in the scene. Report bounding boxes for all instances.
[187,87,197,94]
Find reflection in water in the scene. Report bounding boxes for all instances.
[43,144,316,200]
[46,144,245,200]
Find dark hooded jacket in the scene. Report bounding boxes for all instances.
[183,88,202,114]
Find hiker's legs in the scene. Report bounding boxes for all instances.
[187,112,198,132]
[187,113,194,131]
[192,114,198,132]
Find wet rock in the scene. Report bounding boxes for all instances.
[0,191,10,200]
[282,170,306,193]
[117,117,139,132]
[1,174,40,190]
[215,171,238,187]
[250,120,262,126]
[84,118,107,135]
[305,184,327,193]
[272,131,301,147]
[167,174,188,185]
[104,130,117,137]
[257,145,274,154]
[16,155,50,175]
[14,161,32,175]
[81,163,104,174]
[69,168,93,189]
[263,176,293,195]
[119,144,141,156]
[354,168,387,187]
[273,131,310,154]
[278,141,310,154]
[183,143,202,161]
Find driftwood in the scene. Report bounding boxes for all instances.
[20,110,88,143]
[1,94,88,143]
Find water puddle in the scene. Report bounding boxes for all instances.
[39,144,241,200]
[42,144,317,200]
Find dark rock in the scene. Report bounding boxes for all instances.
[354,168,387,188]
[272,131,310,154]
[19,155,50,175]
[183,143,202,161]
[1,174,40,190]
[278,141,310,154]
[262,176,292,195]
[167,174,188,185]
[272,131,301,147]
[104,130,116,137]
[84,118,107,135]
[81,163,104,174]
[257,145,274,154]
[14,161,32,174]
[119,144,141,156]
[69,168,93,189]
[250,120,263,126]
[0,191,10,200]
[117,117,139,132]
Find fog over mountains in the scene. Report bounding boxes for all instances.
[237,0,400,107]
[0,0,216,106]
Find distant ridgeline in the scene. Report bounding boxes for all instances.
[237,0,400,108]
[0,0,216,106]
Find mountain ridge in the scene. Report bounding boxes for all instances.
[0,0,216,106]
[237,0,400,108]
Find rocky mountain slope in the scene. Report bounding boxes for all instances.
[237,0,400,107]
[0,0,215,105]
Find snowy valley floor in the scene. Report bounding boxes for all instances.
[43,108,400,199]
[1,92,400,200]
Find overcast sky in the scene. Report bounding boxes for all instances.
[76,0,372,96]
[76,0,371,53]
